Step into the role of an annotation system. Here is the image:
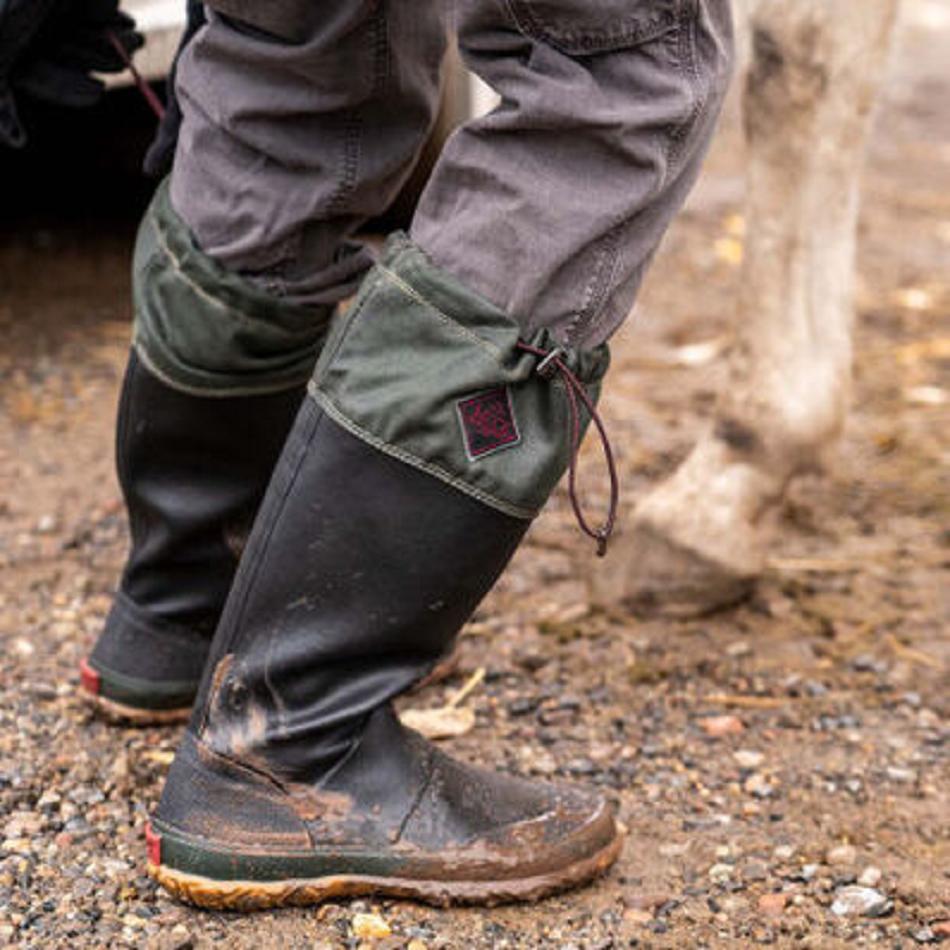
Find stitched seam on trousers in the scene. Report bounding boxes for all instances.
[563,218,626,347]
[584,256,647,348]
[502,0,678,54]
[323,5,387,217]
[371,1,390,88]
[376,265,504,360]
[548,2,699,346]
[667,0,706,176]
[325,112,362,215]
[308,384,536,521]
[131,338,313,398]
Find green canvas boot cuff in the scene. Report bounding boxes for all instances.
[310,232,612,521]
[132,179,333,396]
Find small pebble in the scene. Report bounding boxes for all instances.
[830,886,893,918]
[507,697,539,717]
[700,715,745,738]
[826,844,857,866]
[858,866,882,887]
[352,912,391,939]
[757,893,788,917]
[885,766,917,783]
[851,654,887,674]
[743,773,774,799]
[36,514,57,533]
[734,749,765,769]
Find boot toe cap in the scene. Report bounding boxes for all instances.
[399,747,623,884]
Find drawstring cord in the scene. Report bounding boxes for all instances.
[516,342,619,557]
[106,30,166,122]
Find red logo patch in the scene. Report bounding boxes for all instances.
[457,387,521,460]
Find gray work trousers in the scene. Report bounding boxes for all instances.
[169,0,733,348]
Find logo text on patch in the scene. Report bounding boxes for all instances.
[456,387,521,461]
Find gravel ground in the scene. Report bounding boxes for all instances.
[0,6,947,948]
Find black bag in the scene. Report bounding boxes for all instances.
[0,0,143,148]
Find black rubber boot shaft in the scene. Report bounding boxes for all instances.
[88,350,305,695]
[190,396,528,779]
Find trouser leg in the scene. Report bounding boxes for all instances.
[412,0,734,347]
[84,2,450,722]
[169,0,448,307]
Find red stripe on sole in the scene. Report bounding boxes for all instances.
[145,823,162,866]
[79,658,101,696]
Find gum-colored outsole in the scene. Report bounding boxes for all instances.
[148,832,624,912]
[78,687,192,727]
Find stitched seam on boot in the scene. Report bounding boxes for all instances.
[308,385,536,521]
[376,265,505,360]
[393,760,435,846]
[132,340,313,399]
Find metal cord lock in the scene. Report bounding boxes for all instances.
[535,345,567,380]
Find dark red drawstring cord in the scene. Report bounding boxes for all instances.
[106,30,166,122]
[517,342,619,556]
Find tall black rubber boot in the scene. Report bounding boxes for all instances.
[80,353,306,722]
[81,181,333,723]
[147,235,622,909]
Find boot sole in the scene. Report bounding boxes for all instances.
[147,832,623,911]
[78,687,192,726]
[79,658,193,726]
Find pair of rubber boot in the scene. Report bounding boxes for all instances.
[82,184,622,909]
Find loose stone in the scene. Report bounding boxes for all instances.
[826,844,857,866]
[700,716,745,738]
[734,749,765,769]
[830,886,893,918]
[757,893,788,917]
[858,866,882,887]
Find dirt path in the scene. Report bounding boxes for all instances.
[0,6,946,948]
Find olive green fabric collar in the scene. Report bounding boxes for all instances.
[132,179,333,396]
[311,233,610,519]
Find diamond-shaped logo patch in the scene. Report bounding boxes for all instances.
[457,387,521,461]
